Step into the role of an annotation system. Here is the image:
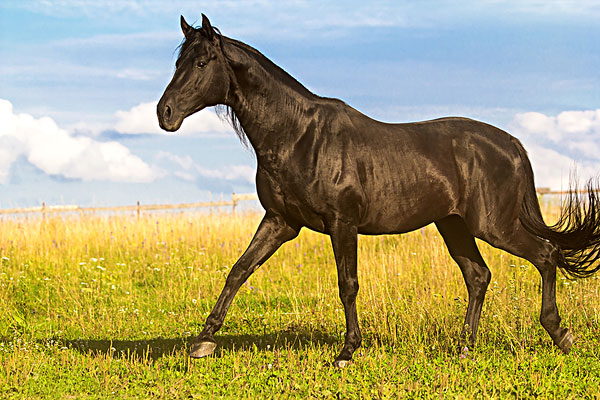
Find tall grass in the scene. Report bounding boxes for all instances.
[0,207,599,398]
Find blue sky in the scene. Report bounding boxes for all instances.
[1,1,599,208]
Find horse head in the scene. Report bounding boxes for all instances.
[157,15,232,132]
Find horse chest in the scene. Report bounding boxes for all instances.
[256,166,330,232]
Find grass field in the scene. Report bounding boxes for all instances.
[1,206,599,399]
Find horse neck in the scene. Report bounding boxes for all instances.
[224,40,317,158]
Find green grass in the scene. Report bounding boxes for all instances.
[1,210,599,399]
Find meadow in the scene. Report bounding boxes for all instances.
[0,205,599,399]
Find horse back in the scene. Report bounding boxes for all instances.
[340,110,527,235]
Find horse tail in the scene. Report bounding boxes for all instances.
[513,138,600,278]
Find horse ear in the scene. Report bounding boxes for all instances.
[201,13,215,40]
[180,15,193,37]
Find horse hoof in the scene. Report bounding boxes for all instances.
[558,330,575,354]
[190,341,217,358]
[333,359,350,368]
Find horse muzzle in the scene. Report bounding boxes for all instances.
[157,98,183,132]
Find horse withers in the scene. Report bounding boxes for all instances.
[157,14,600,367]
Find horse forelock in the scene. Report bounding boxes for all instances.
[175,24,224,63]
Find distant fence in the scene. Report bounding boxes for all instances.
[0,189,593,217]
[0,192,259,217]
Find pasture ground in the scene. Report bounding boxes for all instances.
[0,207,599,398]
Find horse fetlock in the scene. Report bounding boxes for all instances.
[203,316,224,334]
[344,335,361,353]
[460,324,477,345]
[540,313,561,334]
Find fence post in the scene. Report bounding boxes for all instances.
[41,202,46,220]
[232,192,237,214]
[137,201,140,219]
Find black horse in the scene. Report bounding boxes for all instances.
[158,15,600,367]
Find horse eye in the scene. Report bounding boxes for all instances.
[196,61,207,69]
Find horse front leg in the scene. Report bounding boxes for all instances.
[190,213,299,358]
[329,221,361,367]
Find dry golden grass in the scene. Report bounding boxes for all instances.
[0,203,599,398]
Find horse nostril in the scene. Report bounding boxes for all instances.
[163,104,172,121]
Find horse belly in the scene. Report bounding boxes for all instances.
[355,156,458,234]
[358,185,454,234]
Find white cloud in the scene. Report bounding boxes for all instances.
[512,112,562,141]
[114,101,233,136]
[0,99,160,183]
[510,108,600,190]
[520,145,595,191]
[157,151,254,183]
[556,110,600,135]
[567,140,600,160]
[512,109,600,144]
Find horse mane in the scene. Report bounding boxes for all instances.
[175,22,317,149]
[221,37,315,98]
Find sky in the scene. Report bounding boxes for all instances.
[1,0,599,208]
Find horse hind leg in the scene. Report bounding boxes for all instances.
[435,215,492,348]
[485,224,574,353]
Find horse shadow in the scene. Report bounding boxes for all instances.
[58,328,341,362]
